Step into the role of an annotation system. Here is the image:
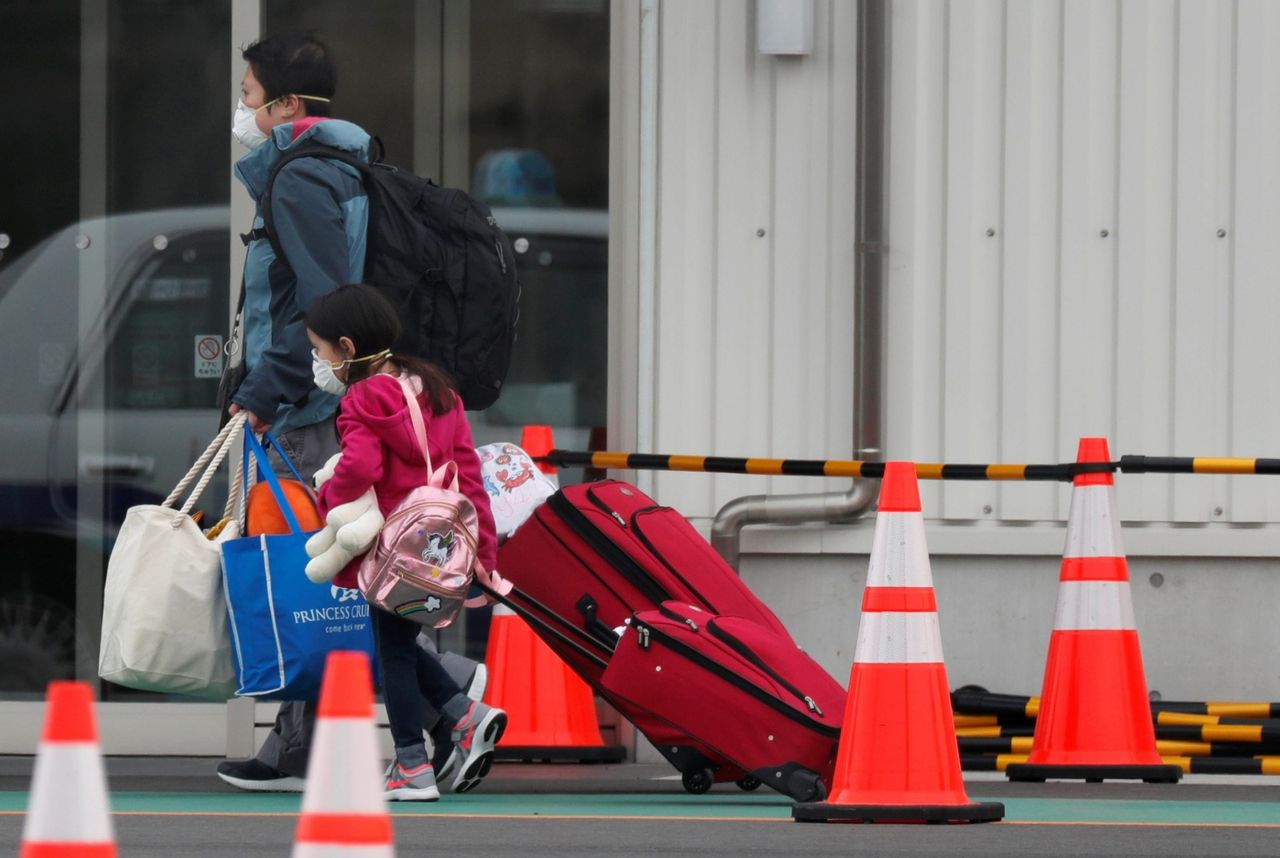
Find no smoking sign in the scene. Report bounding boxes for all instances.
[194,335,223,378]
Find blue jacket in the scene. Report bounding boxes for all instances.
[232,118,371,434]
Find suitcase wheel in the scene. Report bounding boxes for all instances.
[681,768,716,795]
[735,776,762,792]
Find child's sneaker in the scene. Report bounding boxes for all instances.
[430,663,488,789]
[449,701,507,793]
[384,758,440,801]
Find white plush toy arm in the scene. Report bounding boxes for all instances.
[333,493,384,555]
[313,453,343,490]
[303,485,381,585]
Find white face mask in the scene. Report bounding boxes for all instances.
[312,353,348,395]
[232,94,332,149]
[311,347,392,396]
[232,98,274,149]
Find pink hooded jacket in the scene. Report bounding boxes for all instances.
[317,372,498,590]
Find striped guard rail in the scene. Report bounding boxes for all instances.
[961,737,1280,758]
[1157,723,1280,744]
[952,713,1036,729]
[542,451,1108,481]
[954,725,1036,739]
[1152,701,1280,718]
[961,754,1280,775]
[1118,456,1280,476]
[543,451,1280,480]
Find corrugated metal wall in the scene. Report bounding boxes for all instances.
[646,0,860,519]
[885,0,1280,524]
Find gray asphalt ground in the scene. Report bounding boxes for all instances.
[4,758,1280,857]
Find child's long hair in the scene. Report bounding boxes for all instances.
[305,283,456,415]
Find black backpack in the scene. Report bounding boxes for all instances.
[259,143,520,411]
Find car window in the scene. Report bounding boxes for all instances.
[87,229,229,410]
[482,227,607,429]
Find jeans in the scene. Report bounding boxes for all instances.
[374,609,473,753]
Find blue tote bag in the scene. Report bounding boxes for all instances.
[221,431,377,700]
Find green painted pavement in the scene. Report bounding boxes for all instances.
[3,791,1279,825]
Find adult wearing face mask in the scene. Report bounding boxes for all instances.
[218,30,486,794]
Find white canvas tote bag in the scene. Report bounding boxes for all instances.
[98,415,246,699]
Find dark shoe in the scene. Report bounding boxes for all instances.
[216,758,305,792]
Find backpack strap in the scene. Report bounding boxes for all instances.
[396,374,458,490]
[259,144,374,266]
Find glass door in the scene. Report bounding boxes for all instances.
[0,0,234,752]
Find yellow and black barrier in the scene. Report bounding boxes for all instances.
[954,725,1036,739]
[963,754,1280,775]
[1157,723,1280,745]
[1155,712,1280,728]
[955,689,1280,775]
[1162,756,1280,776]
[959,736,1035,755]
[955,689,1280,723]
[961,737,1280,757]
[1156,740,1280,757]
[542,450,1099,481]
[1152,701,1280,719]
[953,713,1035,729]
[951,688,1039,719]
[541,450,1280,481]
[1118,456,1280,476]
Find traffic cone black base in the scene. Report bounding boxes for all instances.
[793,801,1005,824]
[1006,763,1182,784]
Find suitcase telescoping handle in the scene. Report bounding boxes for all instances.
[474,579,611,672]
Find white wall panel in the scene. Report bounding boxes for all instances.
[647,0,859,518]
[886,0,1280,524]
[1230,1,1280,522]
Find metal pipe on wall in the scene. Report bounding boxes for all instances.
[710,0,887,569]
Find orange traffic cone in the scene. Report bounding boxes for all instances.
[293,651,394,857]
[793,462,1004,823]
[521,424,558,478]
[21,682,117,857]
[485,603,626,762]
[1006,438,1182,784]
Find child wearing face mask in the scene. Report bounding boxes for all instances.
[305,283,505,801]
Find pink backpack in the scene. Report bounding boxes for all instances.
[357,375,510,628]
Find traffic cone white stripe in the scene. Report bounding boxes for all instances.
[23,744,113,842]
[493,603,516,618]
[1063,485,1124,559]
[1052,581,1136,631]
[294,844,394,858]
[300,719,387,815]
[867,512,934,588]
[854,612,945,664]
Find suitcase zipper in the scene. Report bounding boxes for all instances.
[632,619,839,737]
[706,620,824,716]
[547,490,672,606]
[631,515,723,614]
[657,602,700,632]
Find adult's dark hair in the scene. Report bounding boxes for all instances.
[306,283,456,415]
[242,31,336,117]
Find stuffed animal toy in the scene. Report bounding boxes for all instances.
[303,453,385,584]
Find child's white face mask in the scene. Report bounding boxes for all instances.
[311,348,392,396]
[311,353,348,395]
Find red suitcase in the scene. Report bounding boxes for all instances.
[489,480,845,799]
[495,479,792,684]
[601,601,845,801]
